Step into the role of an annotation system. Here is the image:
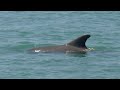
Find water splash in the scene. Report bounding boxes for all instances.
[88,48,95,51]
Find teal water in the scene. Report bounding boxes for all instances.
[0,11,120,79]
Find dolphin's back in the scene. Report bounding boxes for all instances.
[30,45,88,53]
[29,34,91,53]
[30,45,67,52]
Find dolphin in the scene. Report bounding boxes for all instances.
[29,34,91,53]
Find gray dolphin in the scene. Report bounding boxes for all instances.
[29,34,91,53]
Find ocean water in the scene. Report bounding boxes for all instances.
[0,11,120,79]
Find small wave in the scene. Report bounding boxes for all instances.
[6,42,35,53]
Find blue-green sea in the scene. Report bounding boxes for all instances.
[0,11,120,79]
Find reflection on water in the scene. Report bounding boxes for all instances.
[66,52,87,57]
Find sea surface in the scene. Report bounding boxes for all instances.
[0,11,120,79]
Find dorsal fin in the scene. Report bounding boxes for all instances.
[67,34,91,48]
